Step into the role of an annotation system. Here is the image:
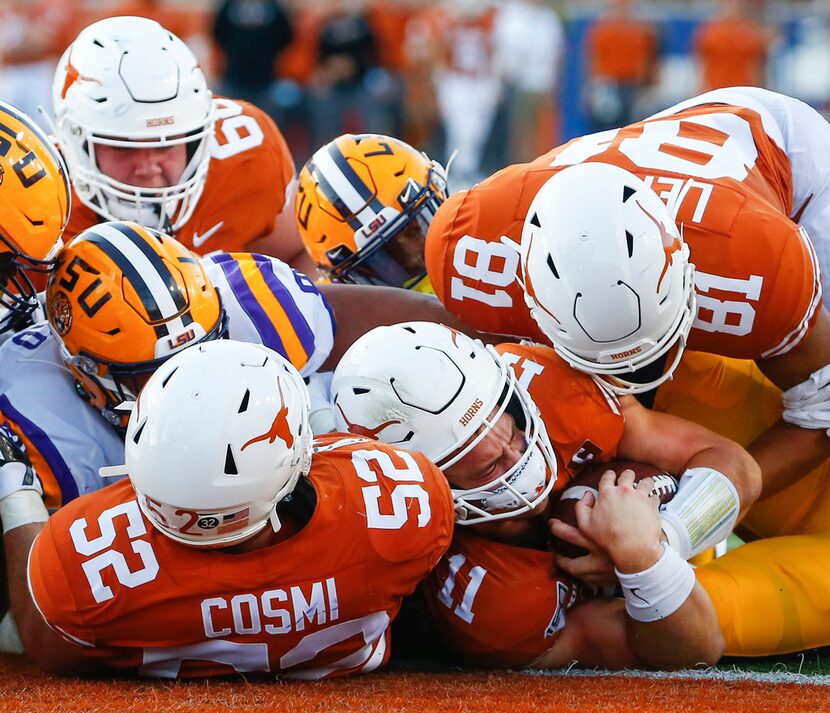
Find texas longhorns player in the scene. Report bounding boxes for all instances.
[331,322,758,668]
[426,86,830,497]
[426,86,830,656]
[52,16,313,271]
[12,341,453,677]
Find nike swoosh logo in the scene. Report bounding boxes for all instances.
[191,221,224,249]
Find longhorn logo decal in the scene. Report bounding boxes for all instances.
[336,403,401,439]
[241,381,294,450]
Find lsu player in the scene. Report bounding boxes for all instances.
[330,322,759,668]
[0,220,332,511]
[295,133,448,290]
[52,16,313,271]
[8,340,454,677]
[0,100,70,339]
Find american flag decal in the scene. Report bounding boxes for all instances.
[218,508,251,534]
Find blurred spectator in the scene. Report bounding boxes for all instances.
[213,0,294,118]
[424,0,502,189]
[585,0,656,132]
[779,15,830,116]
[693,0,770,91]
[403,0,443,157]
[493,0,564,163]
[106,0,195,39]
[308,0,396,148]
[0,0,72,129]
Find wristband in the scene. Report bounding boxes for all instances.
[615,542,696,622]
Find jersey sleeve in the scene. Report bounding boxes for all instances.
[421,534,580,668]
[203,252,335,375]
[424,171,547,340]
[685,200,822,360]
[317,439,455,572]
[182,97,296,254]
[28,519,96,648]
[364,445,454,571]
[231,99,296,229]
[497,343,625,481]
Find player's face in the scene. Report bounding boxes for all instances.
[444,411,525,489]
[96,142,188,188]
[386,222,428,275]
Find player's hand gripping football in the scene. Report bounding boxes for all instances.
[570,468,664,575]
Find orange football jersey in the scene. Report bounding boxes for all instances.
[496,342,625,488]
[419,343,622,667]
[64,97,295,254]
[421,529,581,668]
[29,435,453,679]
[427,100,821,360]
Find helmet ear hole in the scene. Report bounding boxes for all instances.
[224,445,238,475]
[161,366,179,389]
[132,420,147,445]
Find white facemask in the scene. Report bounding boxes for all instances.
[453,439,553,523]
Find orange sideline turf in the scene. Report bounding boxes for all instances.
[1,656,828,713]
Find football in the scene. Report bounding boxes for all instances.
[550,461,678,558]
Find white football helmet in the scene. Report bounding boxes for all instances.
[331,322,557,524]
[520,163,696,394]
[53,16,215,232]
[101,340,313,547]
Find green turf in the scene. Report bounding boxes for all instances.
[718,648,830,676]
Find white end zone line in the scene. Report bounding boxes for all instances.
[524,666,830,686]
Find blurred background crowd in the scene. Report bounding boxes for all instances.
[3,0,830,191]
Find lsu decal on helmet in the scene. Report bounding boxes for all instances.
[101,340,313,547]
[296,133,448,291]
[332,322,557,524]
[520,163,696,395]
[46,221,228,428]
[0,100,71,334]
[52,16,215,232]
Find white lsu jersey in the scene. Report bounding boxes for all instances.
[0,253,335,508]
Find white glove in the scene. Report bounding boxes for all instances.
[781,364,830,433]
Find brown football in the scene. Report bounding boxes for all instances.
[550,460,678,558]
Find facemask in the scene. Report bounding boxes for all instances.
[454,439,552,522]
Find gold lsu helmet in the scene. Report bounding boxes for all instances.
[46,221,228,428]
[0,100,71,333]
[296,134,448,290]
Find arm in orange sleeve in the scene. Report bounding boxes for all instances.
[236,104,315,273]
[8,522,98,674]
